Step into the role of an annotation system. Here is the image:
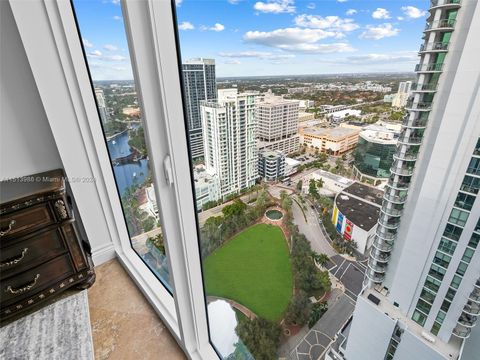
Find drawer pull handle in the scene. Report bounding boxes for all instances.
[0,248,29,268]
[5,274,40,295]
[0,220,16,237]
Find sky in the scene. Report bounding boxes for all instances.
[73,0,430,80]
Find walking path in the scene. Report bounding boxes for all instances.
[206,296,257,320]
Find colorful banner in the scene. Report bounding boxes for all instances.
[344,218,354,241]
[332,206,338,224]
[336,212,344,233]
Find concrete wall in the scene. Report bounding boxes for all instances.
[0,1,62,178]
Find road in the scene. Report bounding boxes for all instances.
[291,195,336,257]
[197,191,257,226]
[326,255,366,302]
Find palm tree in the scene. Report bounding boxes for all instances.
[313,252,330,267]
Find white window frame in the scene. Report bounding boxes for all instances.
[9,0,217,359]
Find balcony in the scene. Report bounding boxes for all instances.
[419,42,449,53]
[390,164,415,177]
[388,180,411,191]
[411,82,438,93]
[463,302,480,316]
[430,0,461,11]
[406,99,433,111]
[393,151,418,162]
[368,260,388,274]
[372,239,394,252]
[403,117,428,129]
[370,247,391,261]
[457,314,477,328]
[381,205,404,217]
[384,190,408,204]
[415,63,444,73]
[425,19,456,31]
[397,134,424,145]
[366,269,385,283]
[452,324,471,339]
[378,217,401,230]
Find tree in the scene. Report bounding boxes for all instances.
[314,253,330,267]
[316,178,324,188]
[308,179,319,199]
[313,271,332,292]
[222,199,247,217]
[280,190,292,211]
[284,291,310,326]
[236,318,281,360]
[296,180,303,192]
[308,302,328,328]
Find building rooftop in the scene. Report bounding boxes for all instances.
[302,126,360,140]
[313,169,353,186]
[359,121,402,145]
[260,149,284,160]
[335,192,381,231]
[361,288,462,360]
[342,181,384,206]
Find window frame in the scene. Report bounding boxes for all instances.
[9,1,217,359]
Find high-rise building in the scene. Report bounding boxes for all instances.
[392,81,413,108]
[256,90,300,155]
[95,88,109,124]
[342,2,480,360]
[201,89,259,199]
[182,58,216,160]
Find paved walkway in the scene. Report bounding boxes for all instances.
[207,296,257,320]
[286,293,355,360]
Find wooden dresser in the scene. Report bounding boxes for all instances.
[0,169,95,322]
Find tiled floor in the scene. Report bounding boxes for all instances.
[88,259,186,360]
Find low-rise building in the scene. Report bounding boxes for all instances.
[193,165,221,210]
[302,169,353,197]
[353,121,402,185]
[298,111,315,123]
[332,182,383,254]
[284,157,301,176]
[258,150,285,181]
[122,106,141,117]
[328,109,362,123]
[299,126,361,155]
[139,184,159,221]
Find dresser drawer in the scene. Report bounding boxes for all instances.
[1,254,75,306]
[0,204,55,240]
[0,227,67,280]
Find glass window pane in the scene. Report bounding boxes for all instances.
[72,1,173,292]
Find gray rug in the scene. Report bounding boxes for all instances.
[0,291,94,360]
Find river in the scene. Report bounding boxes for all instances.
[107,129,149,196]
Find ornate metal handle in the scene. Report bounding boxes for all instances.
[0,248,29,268]
[0,220,16,237]
[5,274,40,295]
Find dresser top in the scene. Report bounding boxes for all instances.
[0,169,65,205]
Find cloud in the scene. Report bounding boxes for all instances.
[337,0,348,2]
[104,55,127,61]
[372,8,391,19]
[307,3,315,9]
[227,0,242,4]
[111,0,120,5]
[224,59,242,64]
[82,38,93,48]
[113,16,121,21]
[360,23,399,40]
[201,23,225,31]
[254,0,295,14]
[397,16,404,21]
[219,51,295,60]
[346,9,357,16]
[294,15,359,32]
[103,44,119,51]
[401,6,427,19]
[178,21,195,30]
[175,0,183,6]
[344,52,417,64]
[88,50,102,57]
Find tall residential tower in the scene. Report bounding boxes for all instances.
[201,89,259,199]
[344,1,480,360]
[182,58,216,160]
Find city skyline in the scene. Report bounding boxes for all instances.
[74,0,429,80]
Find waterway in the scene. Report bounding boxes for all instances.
[107,129,148,196]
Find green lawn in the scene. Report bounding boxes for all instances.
[203,223,293,321]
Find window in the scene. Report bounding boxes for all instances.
[443,223,463,241]
[468,233,480,249]
[454,192,476,211]
[433,251,451,269]
[438,238,457,255]
[448,208,469,226]
[412,310,427,326]
[72,1,173,292]
[462,248,475,263]
[467,157,480,175]
[460,175,480,194]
